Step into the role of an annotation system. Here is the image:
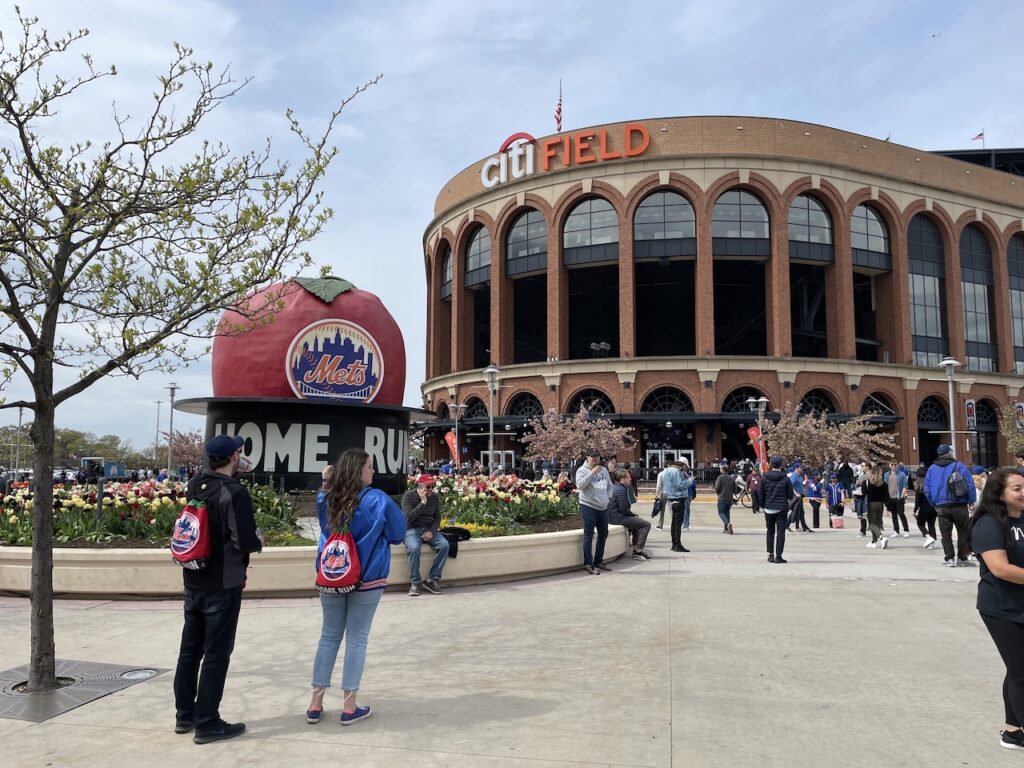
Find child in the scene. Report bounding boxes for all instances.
[826,473,846,528]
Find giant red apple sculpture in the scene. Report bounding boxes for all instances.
[212,276,406,405]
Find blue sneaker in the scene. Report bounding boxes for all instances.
[340,705,371,725]
[305,708,322,724]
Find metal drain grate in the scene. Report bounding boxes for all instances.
[0,659,167,722]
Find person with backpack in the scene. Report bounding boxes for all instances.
[966,468,1024,750]
[173,435,263,744]
[923,443,978,567]
[307,450,406,726]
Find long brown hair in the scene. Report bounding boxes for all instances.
[968,467,1019,552]
[325,449,370,533]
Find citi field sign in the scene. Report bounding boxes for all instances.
[480,123,651,189]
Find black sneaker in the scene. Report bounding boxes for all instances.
[421,579,441,594]
[174,719,194,734]
[767,554,775,563]
[671,545,690,553]
[594,563,612,572]
[193,720,246,744]
[1001,729,1024,750]
[774,557,788,564]
[584,565,599,575]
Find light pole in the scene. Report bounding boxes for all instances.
[938,357,962,457]
[166,383,180,477]
[154,400,163,464]
[746,396,770,466]
[484,364,500,472]
[14,405,23,471]
[451,402,467,471]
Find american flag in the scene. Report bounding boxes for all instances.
[972,130,985,141]
[555,80,562,133]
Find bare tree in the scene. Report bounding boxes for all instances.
[0,11,377,690]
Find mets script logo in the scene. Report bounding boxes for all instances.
[286,319,383,402]
[171,511,202,556]
[319,539,354,582]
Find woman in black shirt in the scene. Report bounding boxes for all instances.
[968,468,1024,750]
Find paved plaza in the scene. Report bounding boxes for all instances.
[0,501,1016,767]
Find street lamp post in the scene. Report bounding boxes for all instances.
[166,383,180,477]
[14,405,23,472]
[746,396,770,466]
[938,357,962,457]
[484,365,500,472]
[154,401,163,464]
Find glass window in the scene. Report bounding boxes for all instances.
[960,225,996,371]
[635,191,695,241]
[851,205,889,254]
[465,227,491,273]
[563,198,619,249]
[788,195,832,244]
[507,209,548,262]
[1012,288,1024,374]
[908,214,944,264]
[439,244,452,299]
[908,215,947,367]
[712,189,769,239]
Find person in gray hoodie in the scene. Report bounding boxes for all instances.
[575,448,613,574]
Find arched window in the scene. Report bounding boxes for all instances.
[960,225,997,372]
[721,387,769,413]
[851,204,891,271]
[908,214,948,367]
[1010,234,1024,374]
[464,227,491,288]
[566,388,615,415]
[861,392,897,417]
[634,191,696,259]
[506,393,543,419]
[917,396,948,427]
[439,243,452,299]
[435,402,450,419]
[641,387,694,413]
[463,398,488,420]
[562,198,619,266]
[506,209,548,276]
[712,189,770,257]
[800,389,836,415]
[788,194,833,263]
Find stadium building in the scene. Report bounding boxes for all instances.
[420,116,1024,470]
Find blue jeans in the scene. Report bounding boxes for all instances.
[682,497,691,528]
[580,505,609,566]
[854,495,867,517]
[311,589,383,691]
[404,528,450,584]
[173,585,244,727]
[717,498,732,528]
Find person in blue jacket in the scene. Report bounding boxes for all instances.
[923,444,978,567]
[306,449,406,726]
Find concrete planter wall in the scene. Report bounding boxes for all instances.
[0,526,629,598]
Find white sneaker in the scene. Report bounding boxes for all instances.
[866,542,878,548]
[923,535,936,548]
[857,532,866,538]
[943,559,957,567]
[880,537,888,549]
[900,531,910,538]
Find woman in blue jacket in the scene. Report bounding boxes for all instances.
[306,449,406,726]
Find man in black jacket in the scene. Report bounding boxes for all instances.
[173,434,263,744]
[756,456,795,564]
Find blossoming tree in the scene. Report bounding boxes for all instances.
[756,401,897,467]
[520,405,634,465]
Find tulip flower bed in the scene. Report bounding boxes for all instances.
[0,479,311,547]
[427,474,580,536]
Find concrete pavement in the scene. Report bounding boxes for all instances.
[0,501,1016,767]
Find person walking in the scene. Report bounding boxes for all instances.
[714,467,739,534]
[654,462,669,530]
[173,435,263,744]
[913,464,938,548]
[607,469,652,560]
[826,473,846,528]
[852,461,869,537]
[787,465,812,533]
[746,467,763,514]
[864,463,889,549]
[924,444,978,567]
[307,450,406,726]
[575,449,613,574]
[884,462,911,537]
[967,469,1024,750]
[662,460,693,553]
[807,472,824,529]
[757,456,794,563]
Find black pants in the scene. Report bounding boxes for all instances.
[173,585,244,727]
[810,500,821,528]
[981,613,1024,727]
[887,498,909,533]
[765,510,786,557]
[937,505,970,561]
[670,499,686,547]
[916,506,937,538]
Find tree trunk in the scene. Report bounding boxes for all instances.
[27,395,56,691]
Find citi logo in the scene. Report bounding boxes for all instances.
[480,132,536,189]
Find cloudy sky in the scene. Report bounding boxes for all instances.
[1,0,1023,453]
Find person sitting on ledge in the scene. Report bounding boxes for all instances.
[607,469,652,561]
[401,473,449,596]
